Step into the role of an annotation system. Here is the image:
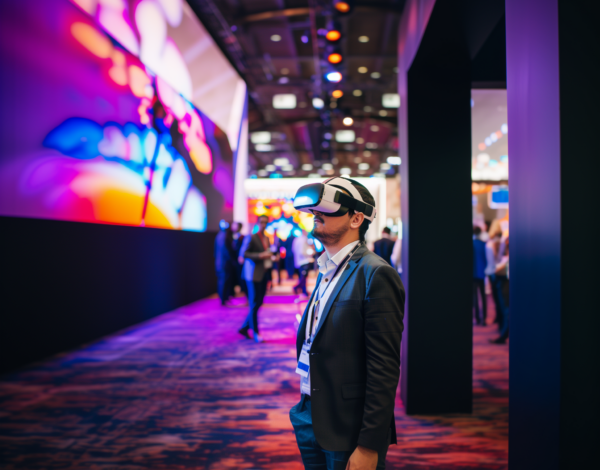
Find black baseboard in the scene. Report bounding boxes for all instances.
[0,216,217,374]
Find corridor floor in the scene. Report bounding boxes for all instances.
[0,285,508,469]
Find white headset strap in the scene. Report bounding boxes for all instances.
[323,177,363,201]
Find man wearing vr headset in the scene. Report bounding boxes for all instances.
[290,177,405,470]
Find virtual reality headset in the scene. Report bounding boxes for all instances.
[293,177,376,222]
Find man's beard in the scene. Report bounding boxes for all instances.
[311,216,350,246]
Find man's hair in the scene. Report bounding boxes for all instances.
[258,215,269,222]
[473,225,482,236]
[382,227,391,235]
[346,180,375,242]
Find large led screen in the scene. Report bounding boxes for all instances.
[0,0,246,231]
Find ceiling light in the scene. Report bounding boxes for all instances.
[330,102,338,108]
[251,131,271,144]
[255,144,274,151]
[370,125,379,132]
[354,157,362,163]
[353,89,363,97]
[258,170,268,177]
[343,117,354,126]
[334,1,351,13]
[358,163,370,170]
[302,164,313,171]
[326,30,341,41]
[332,89,344,98]
[379,110,388,117]
[356,137,365,144]
[366,142,378,149]
[265,164,276,171]
[328,53,343,64]
[387,156,401,165]
[363,150,372,157]
[282,164,294,171]
[313,97,325,109]
[270,34,282,42]
[380,163,391,170]
[382,93,400,108]
[322,163,333,170]
[501,123,508,133]
[332,157,339,164]
[273,94,297,109]
[308,173,321,178]
[325,71,343,82]
[372,172,385,178]
[323,132,332,140]
[370,72,381,79]
[274,157,290,166]
[301,35,309,44]
[336,130,355,142]
[278,77,289,84]
[358,36,369,43]
[340,167,352,175]
[281,68,289,75]
[358,66,368,74]
[364,106,372,112]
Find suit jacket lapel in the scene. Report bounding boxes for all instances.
[296,273,322,357]
[312,248,364,341]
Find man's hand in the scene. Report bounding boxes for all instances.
[346,445,378,470]
[259,251,271,259]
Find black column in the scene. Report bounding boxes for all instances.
[506,0,600,467]
[400,0,473,414]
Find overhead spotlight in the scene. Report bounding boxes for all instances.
[382,93,400,108]
[356,137,365,144]
[340,167,352,175]
[328,53,343,64]
[270,34,282,42]
[251,132,271,144]
[265,164,276,171]
[364,105,372,112]
[333,1,351,13]
[370,125,379,132]
[387,156,401,165]
[322,163,334,170]
[371,72,381,79]
[312,97,325,109]
[274,157,290,166]
[258,169,268,177]
[326,30,341,41]
[325,71,342,83]
[358,163,370,170]
[358,66,368,74]
[281,68,289,75]
[332,90,344,99]
[353,89,363,96]
[301,34,309,44]
[358,36,369,43]
[330,102,338,108]
[343,117,354,126]
[380,163,391,171]
[379,110,388,117]
[302,164,313,171]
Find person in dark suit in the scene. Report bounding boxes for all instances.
[290,179,405,470]
[373,227,395,266]
[214,221,235,306]
[473,226,488,325]
[238,215,273,343]
[231,221,248,299]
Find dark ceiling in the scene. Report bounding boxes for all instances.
[189,0,406,178]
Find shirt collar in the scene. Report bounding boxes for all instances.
[317,240,360,274]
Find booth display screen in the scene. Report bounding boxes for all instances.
[0,0,244,231]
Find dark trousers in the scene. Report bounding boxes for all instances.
[241,275,267,333]
[217,267,233,305]
[472,278,487,324]
[290,396,389,469]
[488,274,504,328]
[294,263,312,295]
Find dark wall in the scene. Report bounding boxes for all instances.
[506,0,600,467]
[400,0,473,414]
[0,216,217,374]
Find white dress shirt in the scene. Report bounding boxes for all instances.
[301,240,359,395]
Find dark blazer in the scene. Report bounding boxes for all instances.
[296,244,405,452]
[373,237,395,266]
[241,232,270,282]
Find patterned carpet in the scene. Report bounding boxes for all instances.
[0,282,507,469]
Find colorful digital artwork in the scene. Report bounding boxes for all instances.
[0,0,240,231]
[248,198,316,240]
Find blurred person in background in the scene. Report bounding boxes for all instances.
[490,238,510,344]
[238,215,273,343]
[486,230,504,329]
[373,227,395,266]
[232,221,248,301]
[292,230,315,296]
[473,226,488,325]
[214,221,235,306]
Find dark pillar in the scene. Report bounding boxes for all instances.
[506,0,600,467]
[400,0,473,414]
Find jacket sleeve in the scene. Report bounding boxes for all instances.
[241,235,262,260]
[357,264,405,451]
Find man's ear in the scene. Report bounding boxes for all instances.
[350,212,364,229]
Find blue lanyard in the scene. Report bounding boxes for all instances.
[307,242,362,343]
